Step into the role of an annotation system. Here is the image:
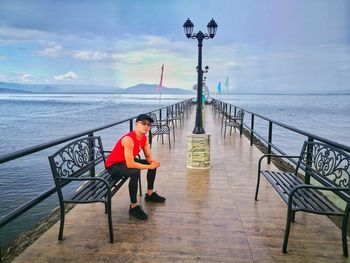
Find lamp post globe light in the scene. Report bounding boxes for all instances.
[183,18,218,134]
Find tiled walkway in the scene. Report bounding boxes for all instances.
[13,105,350,262]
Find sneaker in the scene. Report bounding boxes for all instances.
[145,192,166,203]
[129,205,148,220]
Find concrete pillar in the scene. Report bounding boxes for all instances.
[187,133,211,169]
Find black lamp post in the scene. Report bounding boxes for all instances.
[183,18,218,134]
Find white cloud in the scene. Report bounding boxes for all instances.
[0,74,8,81]
[38,45,63,58]
[72,50,109,61]
[0,25,54,45]
[0,73,34,83]
[21,74,31,82]
[53,71,78,81]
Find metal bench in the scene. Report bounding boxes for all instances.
[149,112,173,149]
[48,136,133,243]
[223,109,244,138]
[255,141,350,256]
[166,106,182,128]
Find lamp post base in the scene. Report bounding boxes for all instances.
[192,126,205,134]
[187,133,211,169]
[192,105,206,134]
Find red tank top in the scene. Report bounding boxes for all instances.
[105,131,147,167]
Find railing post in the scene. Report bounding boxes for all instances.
[305,137,314,184]
[250,114,255,146]
[267,121,273,164]
[129,119,133,132]
[240,110,244,137]
[166,107,169,125]
[159,109,162,121]
[88,132,95,177]
[220,103,225,132]
[234,107,237,116]
[229,105,232,116]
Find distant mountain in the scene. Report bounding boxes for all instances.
[46,84,123,93]
[0,81,195,94]
[0,87,32,93]
[0,81,123,93]
[0,82,44,92]
[124,84,195,94]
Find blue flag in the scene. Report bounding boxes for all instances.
[217,81,221,94]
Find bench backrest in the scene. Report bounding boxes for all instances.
[296,141,350,199]
[227,109,244,121]
[149,112,161,128]
[48,136,106,183]
[166,106,174,116]
[236,109,244,120]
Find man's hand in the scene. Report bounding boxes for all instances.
[149,160,160,169]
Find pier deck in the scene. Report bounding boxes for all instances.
[13,105,350,263]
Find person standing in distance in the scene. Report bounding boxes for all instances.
[105,114,166,220]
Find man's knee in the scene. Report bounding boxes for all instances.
[129,168,140,179]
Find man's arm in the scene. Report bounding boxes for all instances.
[122,136,159,169]
[143,139,154,164]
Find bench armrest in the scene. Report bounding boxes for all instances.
[60,176,112,193]
[151,122,170,129]
[103,150,112,158]
[228,115,241,120]
[158,120,169,125]
[258,154,300,172]
[288,184,350,209]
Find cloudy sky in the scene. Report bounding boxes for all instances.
[0,0,349,93]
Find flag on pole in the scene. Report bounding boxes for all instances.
[217,81,221,94]
[225,76,229,95]
[157,64,164,94]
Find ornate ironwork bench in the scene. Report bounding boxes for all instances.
[48,136,135,243]
[255,141,350,256]
[166,106,182,128]
[149,112,173,149]
[223,109,244,138]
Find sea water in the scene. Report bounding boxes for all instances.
[216,94,350,153]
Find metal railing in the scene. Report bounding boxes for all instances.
[212,98,350,164]
[0,99,192,244]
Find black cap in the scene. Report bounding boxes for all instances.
[136,114,154,123]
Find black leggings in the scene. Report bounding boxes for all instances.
[106,159,156,204]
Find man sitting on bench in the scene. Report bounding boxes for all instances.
[105,114,166,220]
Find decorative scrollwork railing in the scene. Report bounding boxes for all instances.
[52,137,104,178]
[300,142,350,188]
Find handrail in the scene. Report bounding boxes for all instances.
[213,98,350,154]
[0,99,192,231]
[0,100,189,165]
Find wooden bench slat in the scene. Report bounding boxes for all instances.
[298,187,343,214]
[276,172,323,211]
[263,170,342,214]
[70,178,107,200]
[70,180,107,202]
[70,172,123,202]
[263,171,306,209]
[277,172,342,214]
